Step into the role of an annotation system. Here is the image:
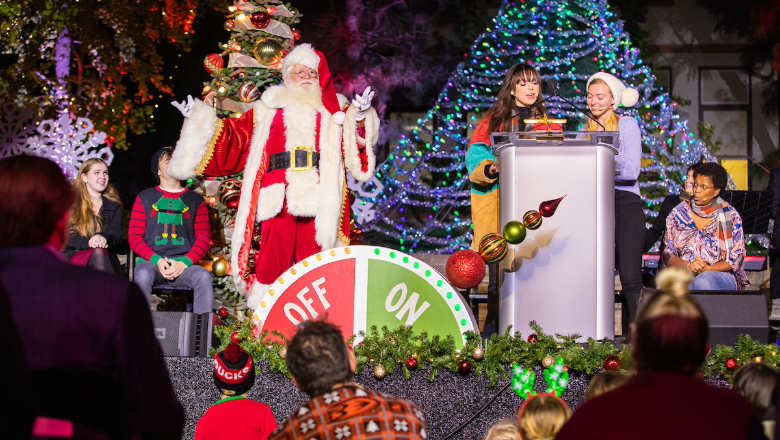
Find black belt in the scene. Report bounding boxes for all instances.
[268,149,319,172]
[615,179,637,187]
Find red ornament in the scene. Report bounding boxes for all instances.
[217,307,229,319]
[539,195,566,218]
[445,250,486,289]
[203,53,225,75]
[458,359,472,374]
[725,358,738,370]
[250,11,271,28]
[406,357,418,371]
[230,332,241,344]
[604,355,621,371]
[224,19,235,31]
[527,333,538,343]
[292,29,302,41]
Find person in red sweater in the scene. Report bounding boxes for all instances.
[556,267,767,440]
[195,343,277,440]
[129,147,213,313]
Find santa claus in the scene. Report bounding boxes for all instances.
[168,44,378,309]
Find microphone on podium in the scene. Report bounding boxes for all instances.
[545,78,606,131]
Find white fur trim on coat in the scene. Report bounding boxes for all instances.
[255,183,285,223]
[343,105,378,182]
[246,283,269,310]
[168,100,219,179]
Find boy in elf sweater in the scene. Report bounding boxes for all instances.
[129,147,213,313]
[195,343,277,440]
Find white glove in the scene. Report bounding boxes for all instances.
[172,95,195,118]
[352,86,375,121]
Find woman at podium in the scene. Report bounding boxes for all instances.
[466,63,560,334]
[582,72,643,321]
[663,163,749,290]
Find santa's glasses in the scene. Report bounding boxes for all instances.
[294,69,318,79]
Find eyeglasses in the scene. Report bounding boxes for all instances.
[294,69,317,79]
[692,183,713,191]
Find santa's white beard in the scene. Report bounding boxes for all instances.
[278,81,323,108]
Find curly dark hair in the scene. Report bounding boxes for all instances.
[692,162,728,192]
[286,320,352,397]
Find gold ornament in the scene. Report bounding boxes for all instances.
[212,258,229,277]
[374,364,386,379]
[279,347,287,359]
[253,38,284,65]
[542,355,555,368]
[473,346,484,360]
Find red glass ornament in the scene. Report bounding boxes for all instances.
[203,53,224,74]
[539,195,566,218]
[293,29,302,41]
[217,307,229,319]
[224,19,235,31]
[604,355,621,371]
[458,359,471,374]
[724,358,737,370]
[250,11,271,28]
[406,357,418,371]
[527,333,538,343]
[445,250,486,289]
[230,332,241,344]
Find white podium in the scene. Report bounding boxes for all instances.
[491,131,619,340]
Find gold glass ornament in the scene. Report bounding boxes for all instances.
[253,38,284,65]
[374,364,386,379]
[212,258,229,277]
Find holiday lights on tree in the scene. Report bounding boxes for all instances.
[359,0,723,254]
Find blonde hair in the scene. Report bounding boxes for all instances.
[484,420,520,440]
[583,78,620,132]
[70,158,121,238]
[518,395,571,440]
[642,267,698,321]
[585,371,629,401]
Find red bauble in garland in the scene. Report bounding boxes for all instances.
[250,11,271,28]
[539,195,566,218]
[724,358,738,370]
[230,332,241,344]
[604,355,621,371]
[445,250,486,289]
[406,357,418,371]
[217,307,229,319]
[458,359,472,374]
[203,53,224,74]
[292,29,302,41]
[479,233,508,263]
[523,210,543,230]
[527,333,538,343]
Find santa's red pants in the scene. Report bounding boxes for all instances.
[254,203,322,285]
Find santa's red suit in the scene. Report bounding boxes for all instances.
[167,44,378,309]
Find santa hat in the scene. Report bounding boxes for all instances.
[282,44,343,121]
[213,343,255,396]
[586,72,639,110]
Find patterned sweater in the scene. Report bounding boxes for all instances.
[128,187,210,266]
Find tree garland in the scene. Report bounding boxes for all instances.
[212,319,778,385]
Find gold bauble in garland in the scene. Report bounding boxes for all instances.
[253,38,284,65]
[374,364,386,379]
[279,347,287,359]
[473,346,485,360]
[212,258,229,277]
[542,355,555,368]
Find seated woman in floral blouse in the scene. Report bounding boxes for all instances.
[663,162,748,290]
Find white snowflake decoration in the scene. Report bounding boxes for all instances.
[0,102,40,159]
[347,173,385,224]
[27,110,112,178]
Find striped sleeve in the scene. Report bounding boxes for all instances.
[128,196,159,265]
[184,200,211,266]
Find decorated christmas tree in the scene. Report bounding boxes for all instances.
[187,0,302,311]
[358,0,720,254]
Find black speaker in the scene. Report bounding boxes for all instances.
[152,312,213,357]
[692,291,769,346]
[639,289,769,346]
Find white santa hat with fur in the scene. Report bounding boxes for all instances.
[586,72,639,110]
[281,43,320,82]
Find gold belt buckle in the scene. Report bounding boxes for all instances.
[290,145,313,172]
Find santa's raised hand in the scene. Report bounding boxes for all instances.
[352,86,375,121]
[172,95,195,118]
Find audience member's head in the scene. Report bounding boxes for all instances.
[585,371,630,401]
[634,267,707,375]
[483,419,520,440]
[0,155,74,248]
[151,146,175,183]
[286,320,353,397]
[517,395,571,440]
[213,342,256,396]
[732,362,777,421]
